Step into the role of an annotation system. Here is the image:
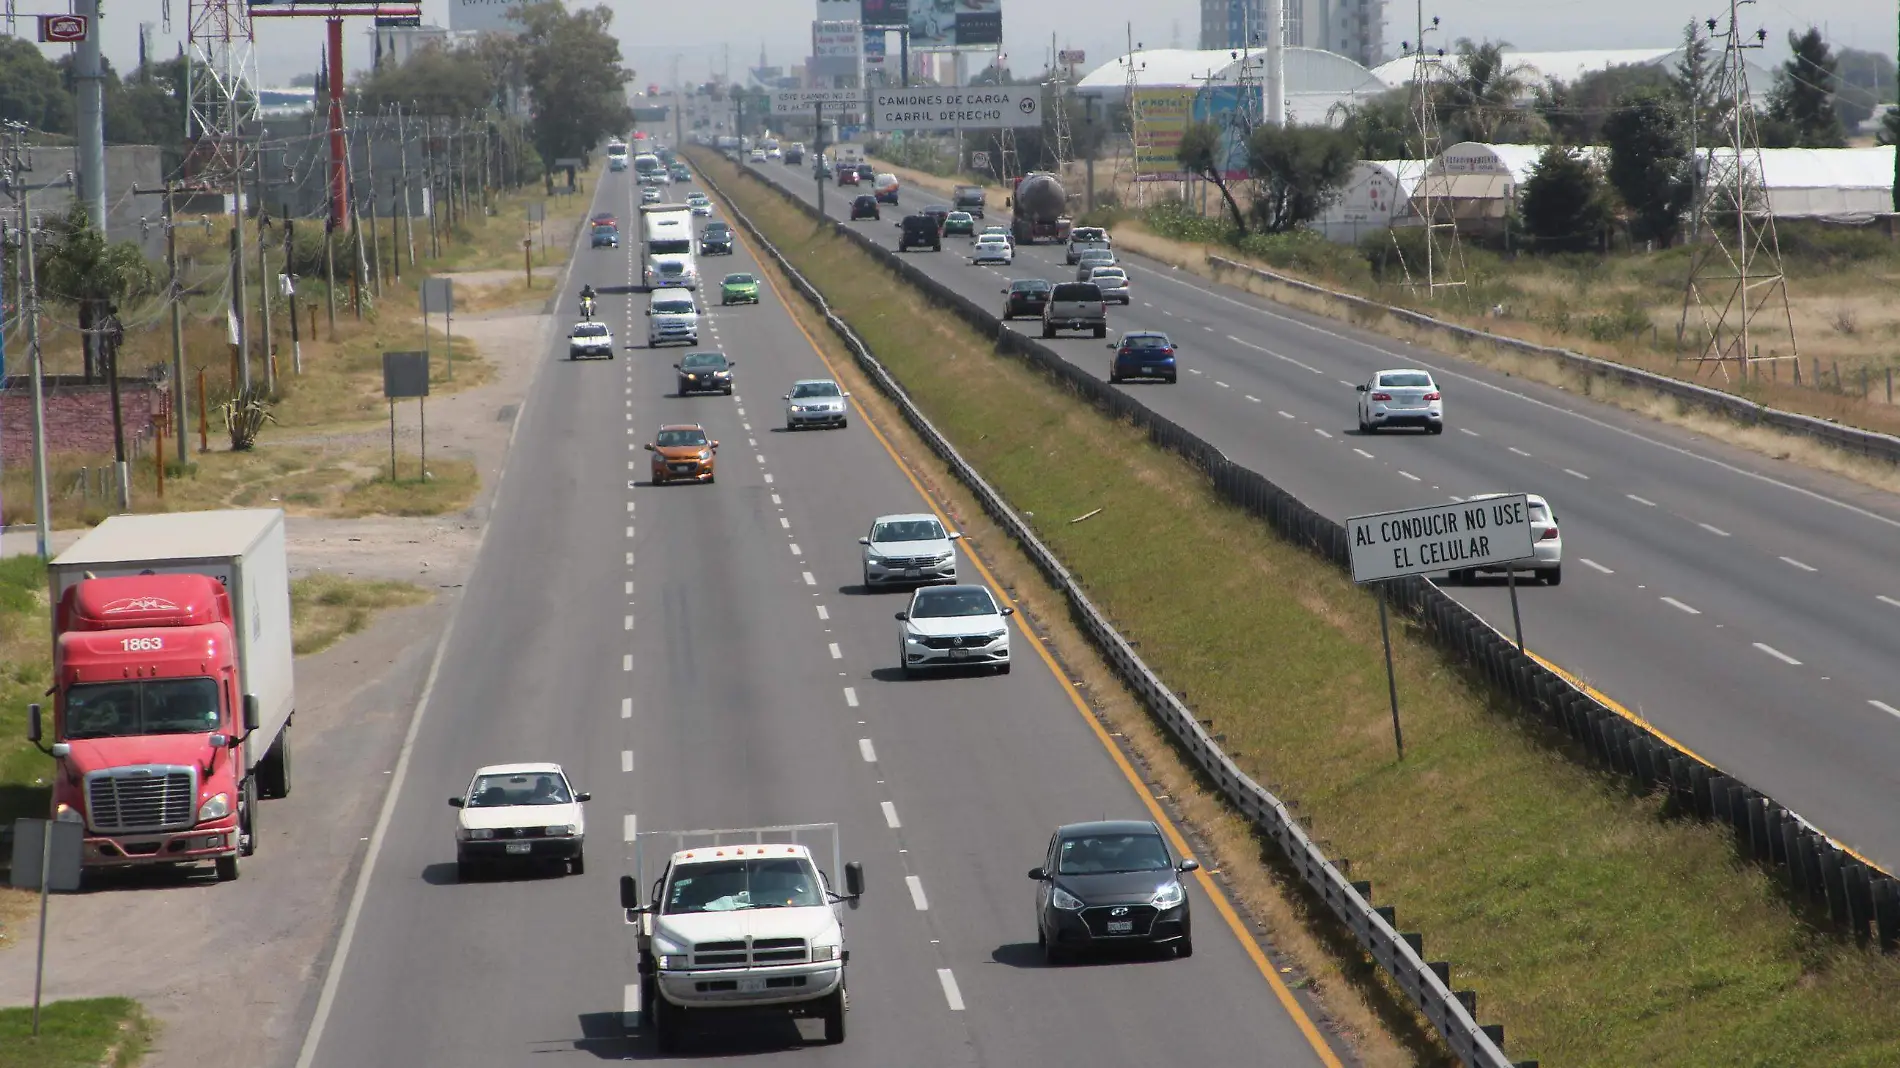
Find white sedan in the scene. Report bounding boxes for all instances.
[895,583,1013,677]
[971,235,1014,265]
[1356,367,1444,434]
[450,762,590,880]
[1447,492,1563,585]
[567,321,614,360]
[641,186,663,204]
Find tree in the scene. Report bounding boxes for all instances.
[35,207,160,382]
[1336,88,1414,159]
[1244,124,1358,234]
[1519,145,1612,253]
[1672,20,1729,148]
[1762,28,1845,148]
[1176,121,1247,232]
[1834,47,1895,131]
[352,42,502,115]
[1443,39,1534,143]
[1537,63,1672,145]
[0,36,74,133]
[1602,87,1692,246]
[508,1,634,171]
[1877,107,1900,211]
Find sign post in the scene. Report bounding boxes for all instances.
[10,813,83,1036]
[1346,495,1537,759]
[420,277,454,378]
[381,351,429,481]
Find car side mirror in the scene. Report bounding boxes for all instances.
[894,611,908,621]
[1178,859,1200,873]
[948,532,963,541]
[1001,607,1015,616]
[449,796,465,807]
[575,792,592,802]
[643,443,655,451]
[842,392,850,398]
[783,393,792,399]
[844,861,864,897]
[619,874,641,911]
[26,702,41,743]
[710,441,719,449]
[1106,343,1116,349]
[645,310,652,315]
[671,364,680,370]
[1027,866,1048,880]
[1356,384,1368,392]
[1001,289,1009,294]
[243,693,260,732]
[858,537,870,545]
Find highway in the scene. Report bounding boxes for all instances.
[290,154,1345,1065]
[741,155,1900,873]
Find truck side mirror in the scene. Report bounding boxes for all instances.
[619,874,641,910]
[844,861,864,897]
[243,693,260,733]
[26,702,40,744]
[209,733,230,749]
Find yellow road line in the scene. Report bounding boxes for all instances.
[715,175,1345,1067]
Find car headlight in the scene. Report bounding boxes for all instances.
[697,449,711,461]
[197,792,231,821]
[686,373,698,380]
[810,944,842,963]
[904,629,923,645]
[1150,881,1185,909]
[468,828,495,840]
[1051,886,1085,911]
[544,824,577,836]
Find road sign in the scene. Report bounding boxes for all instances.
[37,14,87,42]
[421,276,454,316]
[1058,50,1086,66]
[971,151,991,171]
[1346,495,1536,584]
[8,819,81,891]
[873,87,1042,130]
[772,89,862,114]
[382,352,430,399]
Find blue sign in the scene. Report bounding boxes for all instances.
[1193,85,1260,181]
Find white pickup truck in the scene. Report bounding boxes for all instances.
[621,824,865,1052]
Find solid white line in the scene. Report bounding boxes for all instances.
[621,750,634,773]
[881,801,901,828]
[803,571,816,585]
[624,813,639,841]
[623,654,633,671]
[1581,558,1613,574]
[906,875,929,910]
[1871,700,1900,718]
[1753,642,1802,665]
[859,738,877,762]
[937,968,964,1011]
[1880,595,1900,609]
[621,697,633,719]
[1779,556,1816,572]
[1314,428,1332,439]
[1353,448,1374,458]
[829,642,842,659]
[1628,494,1656,507]
[843,686,859,707]
[1698,522,1731,537]
[1398,470,1420,481]
[780,517,791,529]
[1563,468,1590,480]
[816,605,830,620]
[1660,596,1701,615]
[1508,446,1531,457]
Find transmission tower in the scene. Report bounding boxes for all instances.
[184,0,259,192]
[1118,27,1147,207]
[1046,35,1074,173]
[995,127,1020,183]
[1677,0,1797,380]
[1388,3,1465,302]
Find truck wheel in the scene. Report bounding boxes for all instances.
[257,725,291,799]
[818,989,846,1044]
[238,777,259,856]
[568,849,585,875]
[216,850,240,882]
[653,996,683,1054]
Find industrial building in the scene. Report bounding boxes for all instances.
[1073,46,1388,127]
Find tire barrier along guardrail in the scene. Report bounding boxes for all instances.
[710,159,1900,963]
[1202,254,1900,466]
[695,155,1529,1068]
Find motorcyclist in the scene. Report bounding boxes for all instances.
[579,284,597,319]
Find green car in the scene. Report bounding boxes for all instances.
[942,210,975,236]
[720,272,760,305]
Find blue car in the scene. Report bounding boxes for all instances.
[1107,331,1177,384]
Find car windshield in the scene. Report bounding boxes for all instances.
[662,857,827,913]
[705,224,730,235]
[948,212,971,221]
[1058,833,1173,875]
[791,381,841,399]
[871,519,943,543]
[573,324,608,337]
[1092,269,1126,281]
[653,300,695,315]
[1379,373,1433,388]
[656,429,709,447]
[910,588,996,618]
[1122,335,1170,350]
[466,771,571,807]
[681,353,727,369]
[723,274,755,286]
[63,678,220,739]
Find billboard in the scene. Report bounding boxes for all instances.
[859,0,908,27]
[863,28,887,65]
[1133,85,1260,182]
[447,0,523,32]
[813,20,859,57]
[907,0,1000,50]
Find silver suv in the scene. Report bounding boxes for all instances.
[859,513,961,588]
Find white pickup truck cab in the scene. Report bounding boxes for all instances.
[622,825,865,1053]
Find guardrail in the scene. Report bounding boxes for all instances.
[708,158,1900,969]
[694,154,1528,1068]
[1201,254,1900,466]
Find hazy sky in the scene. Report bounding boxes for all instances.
[48,0,1894,92]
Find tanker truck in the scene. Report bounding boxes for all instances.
[1008,171,1072,246]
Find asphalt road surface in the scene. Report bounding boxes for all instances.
[743,154,1900,873]
[291,155,1344,1066]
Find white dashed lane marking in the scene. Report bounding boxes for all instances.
[937,969,964,1011]
[1879,595,1900,609]
[1753,642,1802,666]
[881,801,901,828]
[1660,597,1700,615]
[623,814,638,841]
[859,738,877,762]
[803,571,816,585]
[621,750,634,773]
[621,698,633,719]
[1871,700,1900,718]
[1581,558,1613,574]
[1628,494,1656,507]
[1698,523,1731,537]
[828,642,842,659]
[1563,468,1589,480]
[906,875,929,910]
[1508,446,1531,457]
[1779,556,1816,572]
[843,686,859,707]
[816,605,829,620]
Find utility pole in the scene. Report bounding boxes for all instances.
[425,115,441,259]
[346,116,366,320]
[231,161,251,393]
[73,0,108,233]
[364,108,382,299]
[131,183,189,467]
[254,128,273,394]
[20,189,51,557]
[283,209,302,374]
[397,104,415,268]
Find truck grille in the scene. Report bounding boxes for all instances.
[689,937,809,969]
[86,766,196,834]
[1082,904,1158,938]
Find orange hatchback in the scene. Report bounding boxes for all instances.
[644,423,719,484]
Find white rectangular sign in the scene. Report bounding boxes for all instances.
[772,89,864,114]
[873,87,1042,130]
[1347,495,1536,584]
[813,20,860,58]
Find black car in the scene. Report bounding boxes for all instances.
[699,223,734,255]
[1029,820,1197,963]
[850,194,880,221]
[855,163,876,182]
[898,214,942,252]
[920,204,951,232]
[674,350,734,395]
[1000,279,1053,320]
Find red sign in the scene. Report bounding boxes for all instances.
[38,13,87,42]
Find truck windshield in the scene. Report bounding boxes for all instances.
[64,678,220,739]
[664,857,827,913]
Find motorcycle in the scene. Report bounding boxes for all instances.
[580,296,597,320]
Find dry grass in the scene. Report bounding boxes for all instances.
[701,146,1900,1067]
[290,574,432,656]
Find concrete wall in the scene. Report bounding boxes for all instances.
[6,145,168,260]
[0,374,168,466]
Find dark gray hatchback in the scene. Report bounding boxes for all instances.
[1029,819,1198,962]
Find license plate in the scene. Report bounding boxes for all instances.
[1107,920,1134,934]
[1141,367,1154,375]
[738,977,766,993]
[948,648,969,659]
[505,842,532,854]
[904,568,922,578]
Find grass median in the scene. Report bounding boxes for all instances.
[696,147,1900,1067]
[0,997,152,1068]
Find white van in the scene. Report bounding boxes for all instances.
[646,290,700,348]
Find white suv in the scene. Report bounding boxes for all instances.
[859,513,960,588]
[1448,492,1563,585]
